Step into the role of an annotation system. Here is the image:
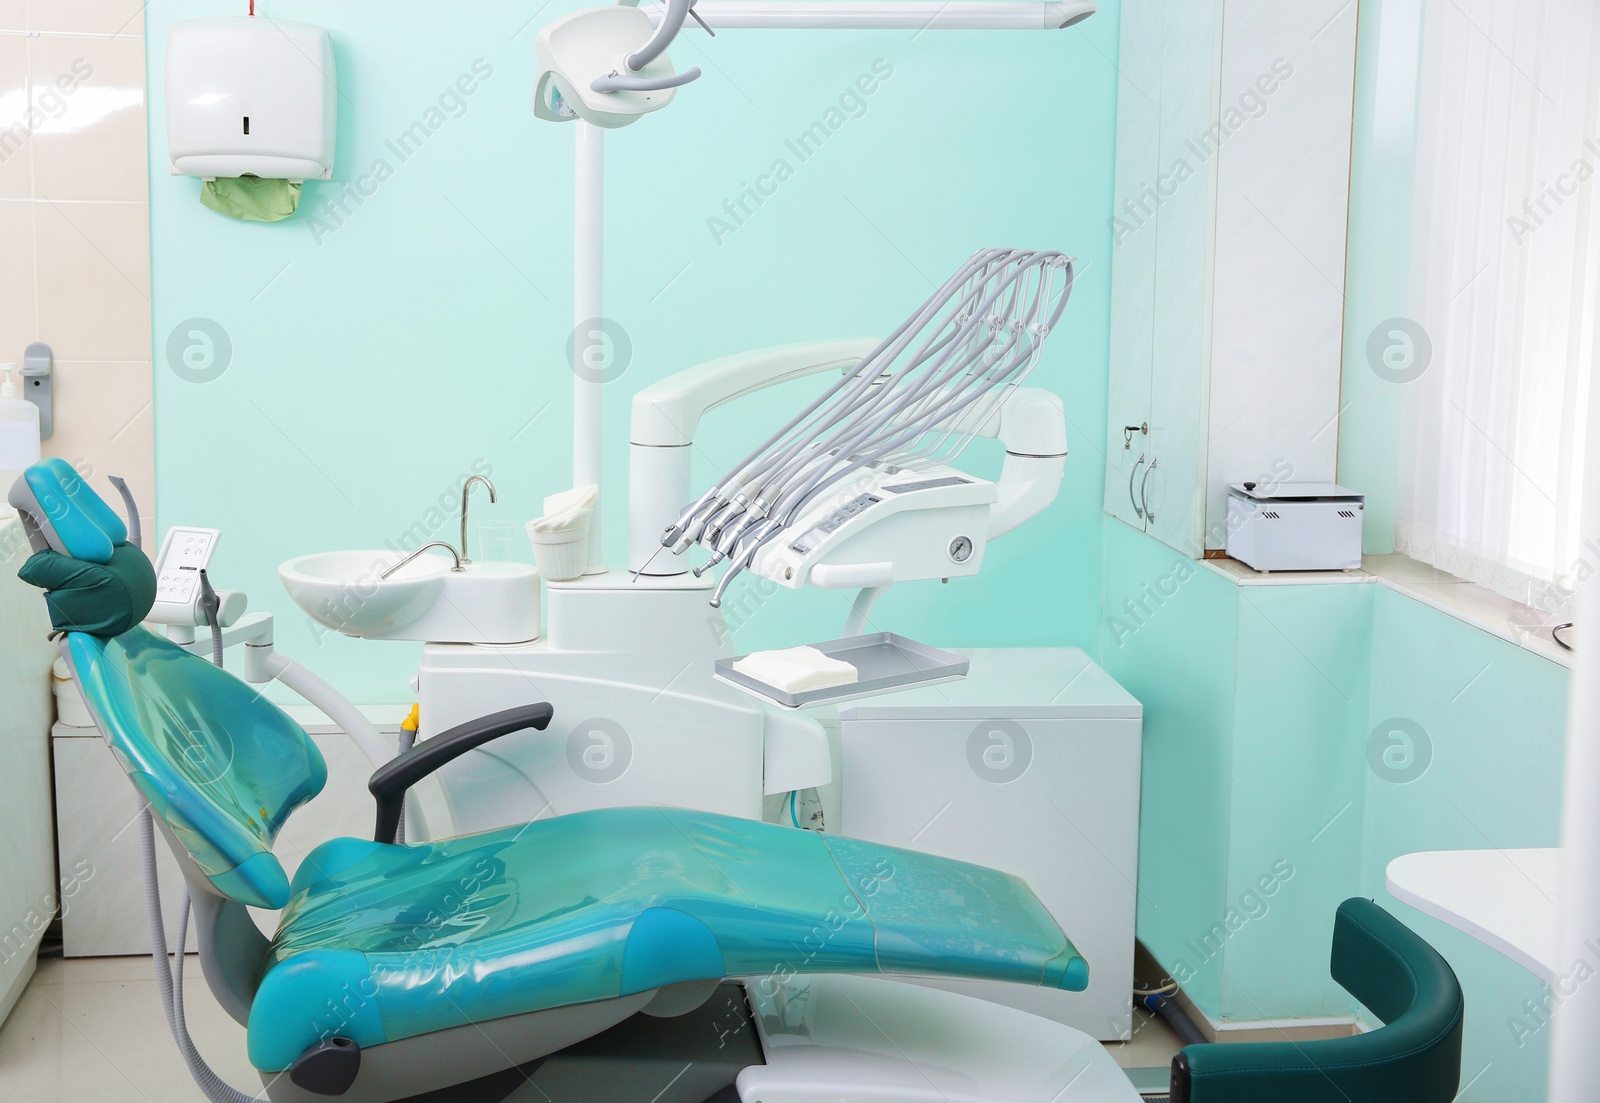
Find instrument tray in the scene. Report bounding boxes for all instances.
[714,632,969,709]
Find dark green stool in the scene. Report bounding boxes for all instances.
[1170,898,1464,1103]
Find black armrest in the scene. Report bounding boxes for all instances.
[368,703,554,843]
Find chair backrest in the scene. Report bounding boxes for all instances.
[1172,897,1464,1103]
[11,460,326,909]
[1324,896,1464,1094]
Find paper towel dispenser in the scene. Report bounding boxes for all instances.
[166,17,336,182]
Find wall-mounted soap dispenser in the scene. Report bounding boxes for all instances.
[166,18,336,181]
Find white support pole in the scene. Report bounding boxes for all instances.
[1548,379,1600,1098]
[574,120,606,571]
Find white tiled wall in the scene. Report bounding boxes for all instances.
[1,1,153,522]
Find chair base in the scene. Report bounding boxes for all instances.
[264,985,760,1103]
[262,990,657,1103]
[497,984,761,1102]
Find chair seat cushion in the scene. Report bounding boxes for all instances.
[248,806,1087,1072]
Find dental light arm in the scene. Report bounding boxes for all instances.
[628,338,880,574]
[627,0,694,70]
[952,387,1069,539]
[369,703,554,843]
[644,0,1098,30]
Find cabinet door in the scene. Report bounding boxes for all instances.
[1102,0,1164,531]
[1145,0,1223,556]
[1204,0,1355,542]
[836,716,1143,1040]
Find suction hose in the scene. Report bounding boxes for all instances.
[1133,987,1207,1103]
[1142,990,1208,1046]
[139,811,263,1103]
[198,569,223,667]
[138,589,263,1101]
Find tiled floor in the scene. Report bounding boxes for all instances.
[0,957,260,1102]
[0,957,1184,1101]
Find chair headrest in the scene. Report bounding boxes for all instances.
[10,460,154,636]
[9,458,128,563]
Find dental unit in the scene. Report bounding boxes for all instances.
[13,0,1574,1096]
[1,2,1189,1103]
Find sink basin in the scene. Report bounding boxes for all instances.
[280,550,540,644]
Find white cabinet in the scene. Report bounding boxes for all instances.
[0,519,54,1027]
[834,649,1143,1041]
[55,711,391,954]
[54,725,196,956]
[1105,0,1357,556]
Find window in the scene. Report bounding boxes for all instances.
[1393,0,1600,619]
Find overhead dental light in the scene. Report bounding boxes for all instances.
[533,0,702,128]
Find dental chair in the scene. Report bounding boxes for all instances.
[11,458,1093,1103]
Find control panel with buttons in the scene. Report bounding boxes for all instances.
[151,527,220,615]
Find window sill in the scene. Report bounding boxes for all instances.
[1199,553,1573,670]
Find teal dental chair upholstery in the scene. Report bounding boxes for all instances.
[13,461,1090,1102]
[1169,897,1464,1103]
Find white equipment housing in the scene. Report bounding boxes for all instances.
[836,648,1143,1040]
[752,463,995,591]
[147,525,250,628]
[1225,482,1365,572]
[166,18,337,181]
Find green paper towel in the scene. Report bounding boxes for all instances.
[200,176,302,222]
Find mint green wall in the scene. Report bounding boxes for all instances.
[145,1,1121,703]
[1359,587,1568,1102]
[1105,520,1569,1098]
[1099,518,1238,1014]
[1101,520,1374,1022]
[1223,583,1373,1021]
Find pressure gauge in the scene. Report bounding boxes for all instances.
[948,535,974,563]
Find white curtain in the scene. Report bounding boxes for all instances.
[1397,0,1600,618]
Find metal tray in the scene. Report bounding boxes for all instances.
[714,632,970,709]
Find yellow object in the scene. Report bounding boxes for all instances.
[402,704,420,733]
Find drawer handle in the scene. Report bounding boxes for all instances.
[1129,453,1147,520]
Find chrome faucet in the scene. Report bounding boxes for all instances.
[380,541,462,580]
[459,475,498,564]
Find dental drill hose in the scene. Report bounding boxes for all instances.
[139,810,262,1103]
[674,250,1073,600]
[198,569,223,668]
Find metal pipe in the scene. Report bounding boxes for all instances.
[644,0,1096,30]
[459,474,497,563]
[380,541,462,579]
